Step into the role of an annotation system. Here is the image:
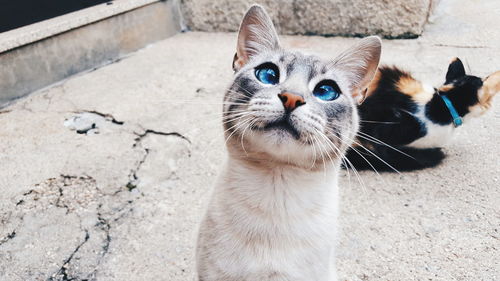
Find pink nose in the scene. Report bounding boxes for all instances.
[278,92,306,111]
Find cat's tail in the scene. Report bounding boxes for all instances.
[345,145,445,172]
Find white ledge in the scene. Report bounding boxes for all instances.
[0,0,159,54]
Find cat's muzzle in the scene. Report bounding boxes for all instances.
[260,116,301,140]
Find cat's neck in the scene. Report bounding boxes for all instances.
[224,154,340,185]
[218,155,340,215]
[425,93,455,125]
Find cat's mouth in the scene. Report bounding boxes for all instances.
[259,118,300,139]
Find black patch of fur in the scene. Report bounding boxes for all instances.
[356,67,426,145]
[425,94,452,125]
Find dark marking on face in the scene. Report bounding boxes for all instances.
[235,76,259,98]
[321,65,328,75]
[325,103,350,120]
[286,56,297,77]
[225,75,260,119]
[307,60,321,82]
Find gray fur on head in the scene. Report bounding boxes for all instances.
[225,5,381,169]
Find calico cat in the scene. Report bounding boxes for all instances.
[196,5,381,281]
[346,58,500,171]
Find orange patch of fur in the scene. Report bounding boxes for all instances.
[352,139,374,151]
[438,84,454,92]
[396,76,433,104]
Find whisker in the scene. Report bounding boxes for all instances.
[240,118,257,155]
[149,100,243,106]
[355,131,416,160]
[313,128,366,192]
[327,121,416,161]
[325,126,402,174]
[360,119,400,124]
[311,132,336,180]
[227,87,255,98]
[224,117,253,146]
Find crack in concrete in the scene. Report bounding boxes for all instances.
[0,230,16,246]
[6,117,191,278]
[76,110,124,125]
[82,201,134,280]
[47,230,90,281]
[55,186,71,214]
[76,123,96,135]
[96,210,111,256]
[78,208,112,281]
[15,190,34,206]
[125,128,191,191]
[13,174,136,280]
[133,129,190,147]
[126,148,149,191]
[64,110,124,135]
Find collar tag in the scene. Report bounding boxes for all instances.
[440,95,463,127]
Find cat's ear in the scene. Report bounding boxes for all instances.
[483,71,500,93]
[480,70,500,104]
[331,36,382,104]
[445,57,466,84]
[232,5,280,71]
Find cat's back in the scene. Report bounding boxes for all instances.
[363,66,435,109]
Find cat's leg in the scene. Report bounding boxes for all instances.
[398,147,446,170]
[346,145,445,172]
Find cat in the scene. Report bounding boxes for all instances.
[196,5,381,281]
[345,58,500,171]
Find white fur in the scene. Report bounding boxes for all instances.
[407,106,455,148]
[197,158,340,281]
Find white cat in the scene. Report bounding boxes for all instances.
[196,5,381,281]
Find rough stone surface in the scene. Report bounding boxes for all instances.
[1,0,499,280]
[181,0,434,38]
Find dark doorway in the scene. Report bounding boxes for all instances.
[0,0,112,33]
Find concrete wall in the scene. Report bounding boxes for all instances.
[0,0,181,106]
[181,0,433,38]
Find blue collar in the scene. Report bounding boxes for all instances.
[440,95,462,127]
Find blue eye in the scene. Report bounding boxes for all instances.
[255,63,279,85]
[313,80,341,101]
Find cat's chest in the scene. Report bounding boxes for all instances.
[407,107,455,148]
[220,169,340,241]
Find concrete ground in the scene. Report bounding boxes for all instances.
[0,0,499,280]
